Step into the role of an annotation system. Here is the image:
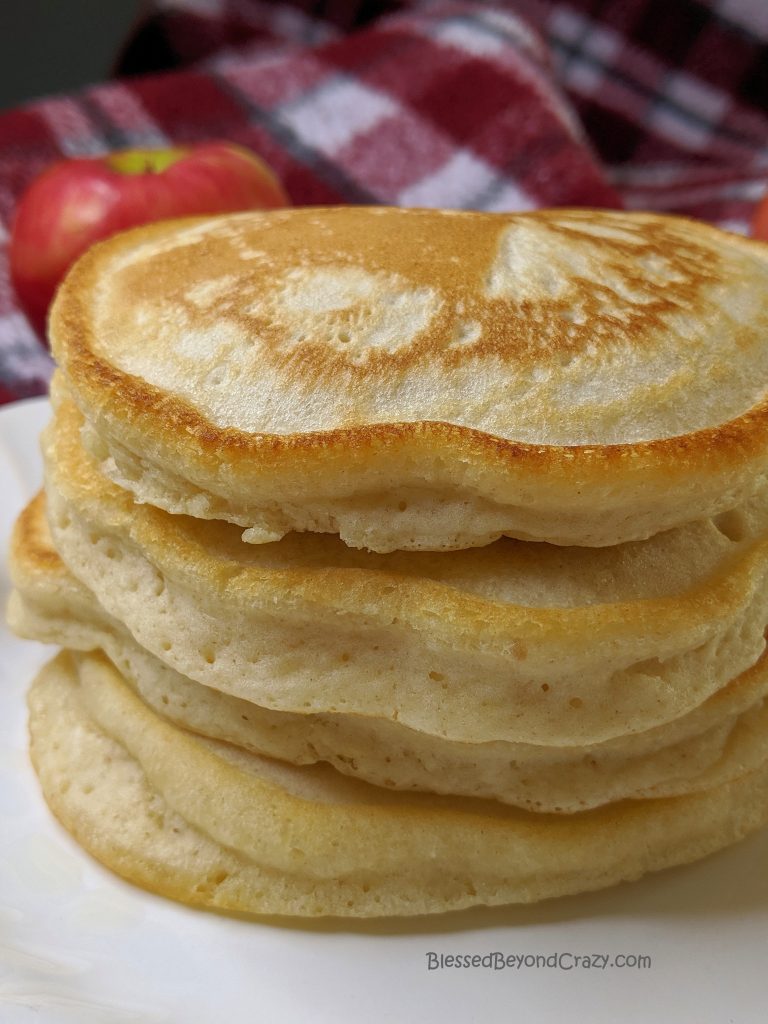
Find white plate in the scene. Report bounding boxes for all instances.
[1,397,767,1024]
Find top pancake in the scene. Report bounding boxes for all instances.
[51,206,768,552]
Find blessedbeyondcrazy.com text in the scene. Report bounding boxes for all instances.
[425,952,652,971]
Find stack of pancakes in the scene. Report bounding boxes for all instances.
[9,207,768,917]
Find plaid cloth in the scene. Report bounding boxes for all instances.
[1,0,767,404]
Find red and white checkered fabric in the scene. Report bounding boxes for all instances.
[0,0,766,403]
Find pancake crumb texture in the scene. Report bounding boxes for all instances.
[39,399,768,746]
[10,494,768,815]
[27,652,768,918]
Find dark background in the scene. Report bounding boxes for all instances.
[0,0,142,111]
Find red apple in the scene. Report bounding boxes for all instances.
[752,193,768,242]
[10,142,290,337]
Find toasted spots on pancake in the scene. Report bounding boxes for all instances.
[49,207,768,549]
[68,208,768,442]
[10,492,63,576]
[245,265,440,360]
[448,319,482,348]
[184,274,241,309]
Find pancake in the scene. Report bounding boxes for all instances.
[10,493,768,812]
[50,206,768,552]
[28,650,768,917]
[42,394,768,746]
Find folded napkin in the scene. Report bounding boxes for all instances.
[0,0,766,403]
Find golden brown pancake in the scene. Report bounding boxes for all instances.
[50,207,768,551]
[12,492,768,813]
[39,394,768,748]
[28,650,768,917]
